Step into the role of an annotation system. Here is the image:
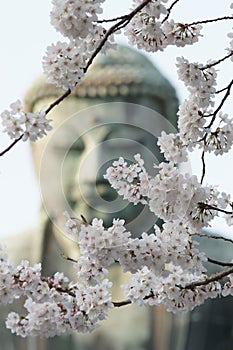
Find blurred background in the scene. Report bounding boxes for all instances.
[0,0,232,237]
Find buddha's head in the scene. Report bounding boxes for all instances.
[25,45,178,237]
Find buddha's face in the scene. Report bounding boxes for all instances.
[32,96,176,237]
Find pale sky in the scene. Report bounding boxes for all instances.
[0,1,232,237]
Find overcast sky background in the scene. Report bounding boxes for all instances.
[0,1,232,237]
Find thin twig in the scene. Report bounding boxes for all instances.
[192,78,233,144]
[200,150,206,184]
[207,257,233,267]
[215,85,232,94]
[182,265,233,289]
[189,15,233,27]
[199,203,233,215]
[162,0,180,23]
[192,232,233,244]
[206,79,233,129]
[96,14,128,23]
[0,134,24,157]
[201,52,233,70]
[45,88,71,115]
[113,291,154,307]
[61,253,78,263]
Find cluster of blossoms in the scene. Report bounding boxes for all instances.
[0,245,113,337]
[63,216,230,314]
[42,41,86,91]
[204,112,233,155]
[63,216,218,313]
[43,0,205,89]
[0,100,52,141]
[1,0,115,141]
[122,265,222,312]
[65,216,207,278]
[104,154,149,205]
[43,0,114,90]
[50,0,105,40]
[157,131,188,163]
[105,154,229,230]
[176,57,233,154]
[125,0,202,52]
[74,218,131,284]
[155,52,233,163]
[1,208,233,336]
[222,272,233,297]
[176,57,217,146]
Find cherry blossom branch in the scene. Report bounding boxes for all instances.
[45,0,152,116]
[182,265,233,289]
[60,253,77,263]
[45,88,71,115]
[201,52,233,70]
[216,84,232,94]
[196,78,233,143]
[0,0,153,157]
[198,202,233,215]
[189,15,233,27]
[96,14,128,23]
[205,79,233,129]
[207,257,233,267]
[113,299,132,307]
[192,232,233,244]
[40,276,77,298]
[162,0,180,23]
[200,150,206,184]
[85,0,152,72]
[0,134,23,157]
[113,259,233,306]
[113,291,155,308]
[1,3,233,332]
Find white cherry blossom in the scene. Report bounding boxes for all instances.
[0,100,52,142]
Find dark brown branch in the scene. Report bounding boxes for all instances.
[113,299,132,307]
[201,52,233,70]
[199,203,233,215]
[162,0,180,23]
[200,150,206,184]
[206,79,233,129]
[96,14,128,23]
[45,88,71,115]
[61,253,78,263]
[0,134,24,157]
[192,232,233,244]
[196,78,233,144]
[215,85,232,94]
[41,276,77,298]
[189,15,233,27]
[207,257,233,267]
[113,291,154,307]
[182,265,233,289]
